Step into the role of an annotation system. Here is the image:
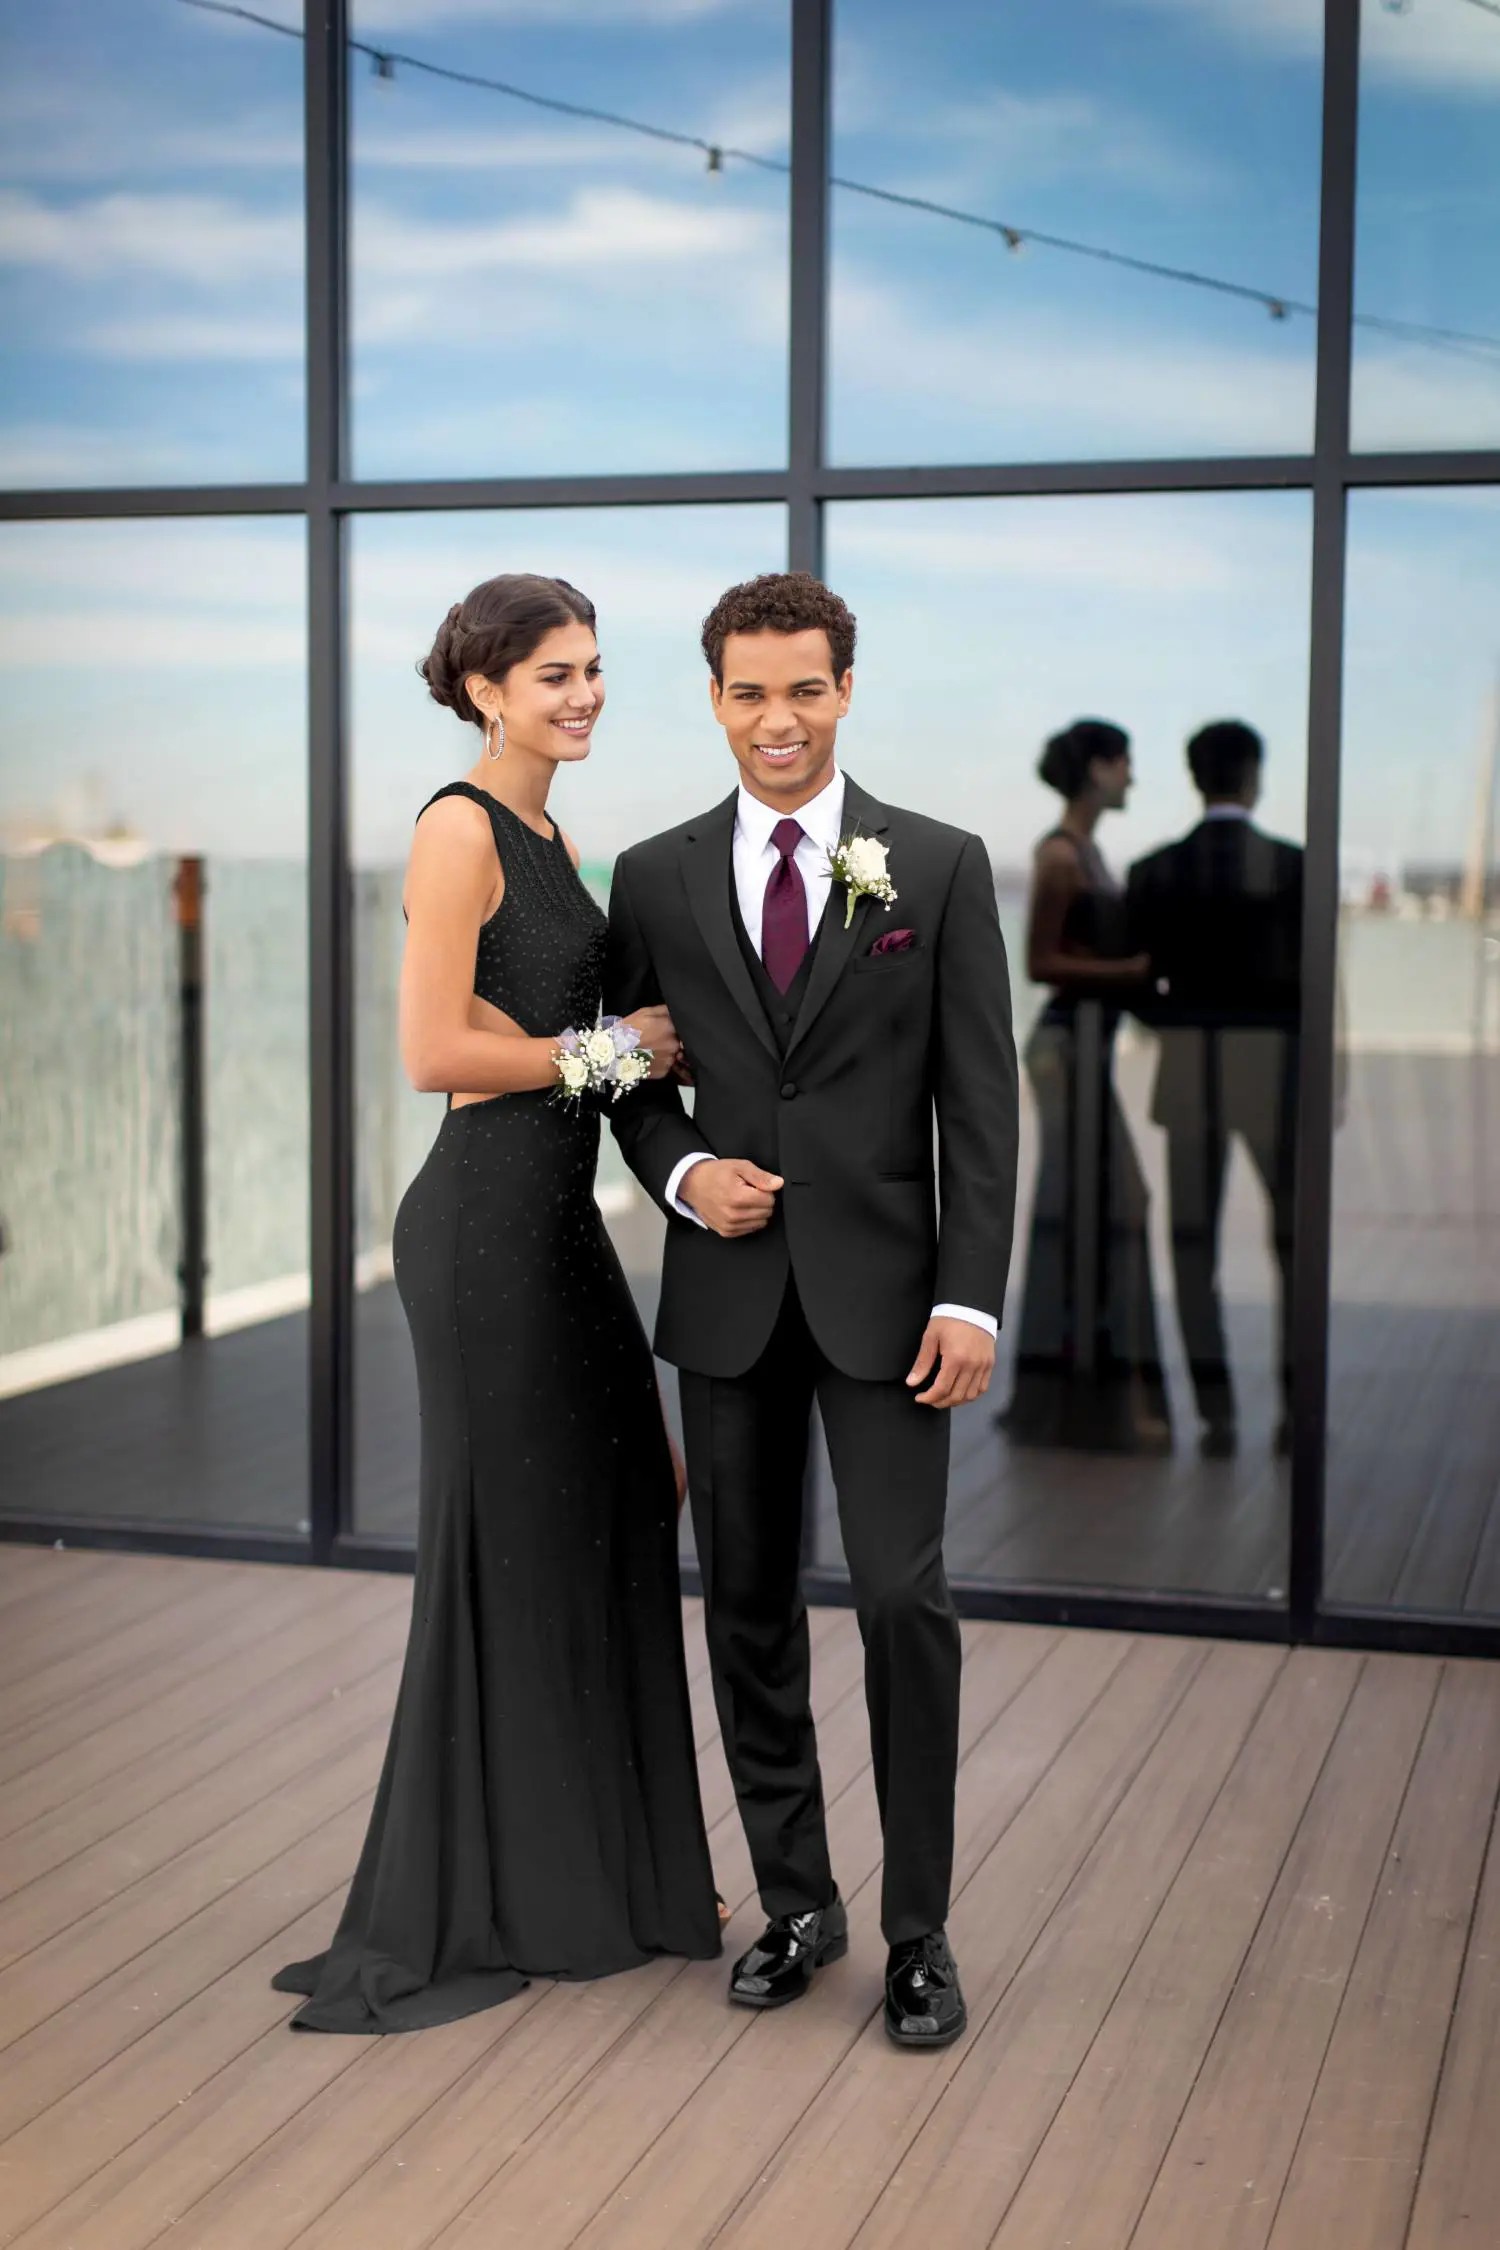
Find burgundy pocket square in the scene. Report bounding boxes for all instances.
[869,927,917,956]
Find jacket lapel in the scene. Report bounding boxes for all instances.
[784,775,892,1064]
[679,791,780,1062]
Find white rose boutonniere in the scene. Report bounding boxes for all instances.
[827,832,897,929]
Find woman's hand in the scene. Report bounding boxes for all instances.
[623,1004,680,1081]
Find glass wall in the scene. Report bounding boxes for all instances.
[349,2,790,479]
[825,492,1310,1603]
[0,0,305,486]
[829,0,1323,464]
[0,517,308,1529]
[348,504,787,1540]
[1326,487,1500,1616]
[0,0,1495,1651]
[1351,2,1500,452]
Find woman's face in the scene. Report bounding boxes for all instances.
[1090,751,1133,811]
[470,620,604,767]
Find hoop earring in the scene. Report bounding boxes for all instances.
[485,715,505,761]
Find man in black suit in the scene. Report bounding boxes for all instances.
[607,572,1017,2049]
[1126,720,1302,1454]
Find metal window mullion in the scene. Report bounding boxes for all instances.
[1290,0,1360,1636]
[306,0,351,1567]
[787,0,832,577]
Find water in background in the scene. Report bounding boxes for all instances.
[3,846,1496,1365]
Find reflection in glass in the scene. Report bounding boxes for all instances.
[1352,5,1500,451]
[349,505,788,1541]
[829,0,1321,464]
[0,518,308,1529]
[1327,489,1500,1615]
[1002,721,1170,1456]
[349,4,789,479]
[825,491,1312,1602]
[0,0,304,487]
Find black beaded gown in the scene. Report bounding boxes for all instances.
[274,783,721,2033]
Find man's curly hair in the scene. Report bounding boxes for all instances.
[701,571,857,684]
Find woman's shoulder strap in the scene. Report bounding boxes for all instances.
[415,780,497,827]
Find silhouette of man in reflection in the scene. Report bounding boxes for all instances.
[1127,722,1301,1457]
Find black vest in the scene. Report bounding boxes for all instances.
[728,864,824,1057]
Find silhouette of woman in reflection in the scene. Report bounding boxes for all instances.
[1000,720,1172,1453]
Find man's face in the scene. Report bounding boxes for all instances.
[710,628,852,809]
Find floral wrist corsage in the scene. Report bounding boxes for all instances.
[554,1014,653,1103]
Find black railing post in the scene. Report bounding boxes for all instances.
[175,855,207,1341]
[306,0,351,1565]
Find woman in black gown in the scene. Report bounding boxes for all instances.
[275,573,721,2033]
[1000,719,1172,1455]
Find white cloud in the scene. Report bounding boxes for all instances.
[830,266,1317,456]
[354,0,741,26]
[1119,0,1500,94]
[0,190,300,285]
[83,314,304,364]
[356,183,770,284]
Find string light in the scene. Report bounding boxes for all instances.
[173,0,1500,367]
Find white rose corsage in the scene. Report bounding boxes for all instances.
[554,1013,653,1104]
[827,832,897,929]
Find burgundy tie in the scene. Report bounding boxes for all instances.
[761,818,810,993]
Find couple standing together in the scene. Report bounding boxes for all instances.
[275,569,1018,2051]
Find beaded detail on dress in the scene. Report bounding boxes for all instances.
[421,781,607,1037]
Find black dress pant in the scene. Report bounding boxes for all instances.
[679,1278,960,1945]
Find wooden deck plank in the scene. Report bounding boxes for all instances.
[794,1644,1284,2250]
[989,1648,1362,2250]
[0,1570,405,1840]
[2,1550,1498,2250]
[0,1798,369,2143]
[0,1563,393,1794]
[0,1597,404,1885]
[0,1657,402,1967]
[1127,1654,1443,2250]
[1404,1791,1500,2248]
[161,1626,1053,2250]
[1266,1661,1500,2250]
[23,1616,986,2250]
[648,1636,1207,2250]
[421,1625,1080,2250]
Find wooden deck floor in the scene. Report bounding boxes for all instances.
[2,1548,1499,2248]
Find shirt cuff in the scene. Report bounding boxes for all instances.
[665,1151,713,1227]
[930,1303,999,1339]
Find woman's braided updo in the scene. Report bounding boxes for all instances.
[419,573,597,729]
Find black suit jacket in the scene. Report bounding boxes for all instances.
[606,776,1019,1382]
[1126,818,1303,1030]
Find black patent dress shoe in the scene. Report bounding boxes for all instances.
[884,1930,967,2048]
[728,1891,848,2009]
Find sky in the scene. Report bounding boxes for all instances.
[0,2,1496,882]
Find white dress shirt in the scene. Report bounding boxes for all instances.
[664,768,997,1341]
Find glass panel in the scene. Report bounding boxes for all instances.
[1352,4,1500,452]
[0,0,304,487]
[1327,488,1500,1615]
[0,518,308,1531]
[349,504,787,1541]
[349,5,790,479]
[824,491,1312,1603]
[829,0,1322,466]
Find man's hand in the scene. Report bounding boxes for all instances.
[680,1158,783,1239]
[906,1316,996,1409]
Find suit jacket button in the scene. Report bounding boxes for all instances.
[780,1081,797,1100]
